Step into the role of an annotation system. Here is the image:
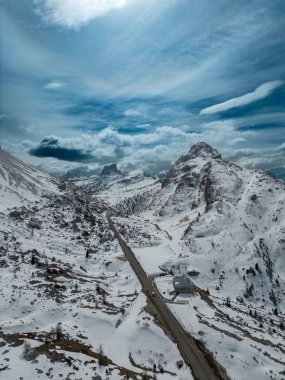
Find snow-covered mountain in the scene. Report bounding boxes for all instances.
[150,142,285,301]
[0,150,192,380]
[115,143,285,302]
[1,145,285,380]
[106,142,285,379]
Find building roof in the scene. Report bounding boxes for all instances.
[173,276,193,290]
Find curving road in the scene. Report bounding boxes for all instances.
[107,212,223,380]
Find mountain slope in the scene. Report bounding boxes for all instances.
[110,142,285,380]
[0,150,193,380]
[119,143,285,305]
[0,149,60,211]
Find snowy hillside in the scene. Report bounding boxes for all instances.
[104,142,285,380]
[0,149,61,211]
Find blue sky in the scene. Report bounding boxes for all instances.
[0,0,284,174]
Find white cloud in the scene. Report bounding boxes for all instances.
[200,80,283,115]
[34,0,129,28]
[22,119,284,172]
[123,109,142,117]
[135,123,151,129]
[277,142,285,151]
[229,137,246,145]
[44,81,66,90]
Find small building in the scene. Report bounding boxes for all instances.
[173,275,194,294]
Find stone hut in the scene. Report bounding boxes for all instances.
[173,275,194,294]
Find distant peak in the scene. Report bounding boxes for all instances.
[101,163,121,176]
[188,142,221,159]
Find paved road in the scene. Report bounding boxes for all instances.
[107,213,221,380]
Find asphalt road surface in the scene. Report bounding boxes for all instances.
[107,212,222,380]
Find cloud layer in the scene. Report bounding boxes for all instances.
[26,120,285,173]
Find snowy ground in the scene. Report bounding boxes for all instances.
[1,145,285,380]
[113,213,285,380]
[0,198,192,380]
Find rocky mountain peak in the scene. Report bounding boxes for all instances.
[188,142,221,159]
[101,163,121,177]
[178,142,222,162]
[162,143,222,188]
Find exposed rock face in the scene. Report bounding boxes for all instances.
[189,141,221,158]
[101,163,121,177]
[62,166,98,180]
[157,142,245,217]
[162,142,222,189]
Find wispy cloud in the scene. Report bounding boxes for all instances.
[44,81,66,90]
[34,0,129,28]
[200,80,283,115]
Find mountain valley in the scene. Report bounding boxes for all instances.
[0,144,284,380]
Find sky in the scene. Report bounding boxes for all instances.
[0,0,284,175]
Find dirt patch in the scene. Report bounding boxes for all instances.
[194,338,231,380]
[0,331,147,379]
[129,353,176,376]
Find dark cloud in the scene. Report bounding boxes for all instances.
[29,136,93,162]
[267,167,285,181]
